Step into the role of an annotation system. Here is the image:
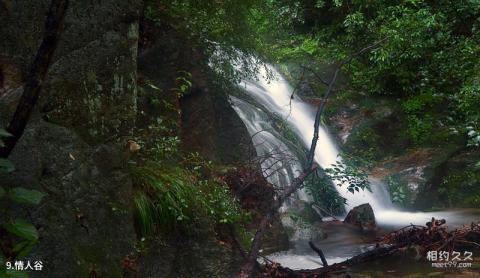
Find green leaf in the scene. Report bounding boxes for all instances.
[2,219,39,241]
[8,187,46,205]
[13,240,37,259]
[0,158,15,173]
[5,269,29,278]
[0,128,12,138]
[0,186,4,199]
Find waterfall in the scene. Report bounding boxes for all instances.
[229,62,476,231]
[229,96,310,208]
[228,62,480,269]
[231,64,391,212]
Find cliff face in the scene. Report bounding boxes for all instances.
[0,1,143,276]
[0,2,257,277]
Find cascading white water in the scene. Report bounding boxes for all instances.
[235,64,389,212]
[229,96,310,206]
[231,63,480,229]
[229,62,480,269]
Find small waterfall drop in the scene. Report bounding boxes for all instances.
[229,96,310,206]
[232,64,391,212]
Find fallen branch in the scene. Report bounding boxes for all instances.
[308,241,328,266]
[262,219,480,277]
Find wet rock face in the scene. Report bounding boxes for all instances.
[180,87,256,165]
[0,0,142,142]
[0,120,137,277]
[0,1,142,276]
[343,203,376,230]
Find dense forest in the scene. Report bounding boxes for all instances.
[0,0,479,277]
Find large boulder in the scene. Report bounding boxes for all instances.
[343,203,376,230]
[1,0,142,142]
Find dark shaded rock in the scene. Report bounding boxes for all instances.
[0,2,143,275]
[0,0,142,142]
[288,200,322,224]
[343,203,376,230]
[0,119,137,277]
[138,221,243,278]
[181,88,255,165]
[416,148,480,209]
[137,25,255,165]
[225,167,290,254]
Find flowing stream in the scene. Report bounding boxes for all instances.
[229,63,480,270]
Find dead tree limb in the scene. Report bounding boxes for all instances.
[308,241,328,266]
[238,39,387,278]
[306,38,387,166]
[0,0,69,158]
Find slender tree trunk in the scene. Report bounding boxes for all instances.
[0,0,69,158]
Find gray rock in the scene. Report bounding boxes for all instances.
[343,203,376,230]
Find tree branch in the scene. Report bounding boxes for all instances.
[306,38,386,166]
[0,0,69,157]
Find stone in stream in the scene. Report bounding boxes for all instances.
[343,203,376,230]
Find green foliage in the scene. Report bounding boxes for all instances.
[343,125,381,163]
[144,0,267,82]
[133,193,155,236]
[0,158,14,173]
[0,128,46,276]
[288,211,312,229]
[173,71,193,97]
[131,161,245,235]
[8,188,46,206]
[2,220,38,242]
[305,172,346,216]
[386,176,408,205]
[131,163,203,232]
[256,0,480,147]
[438,169,480,207]
[326,161,370,194]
